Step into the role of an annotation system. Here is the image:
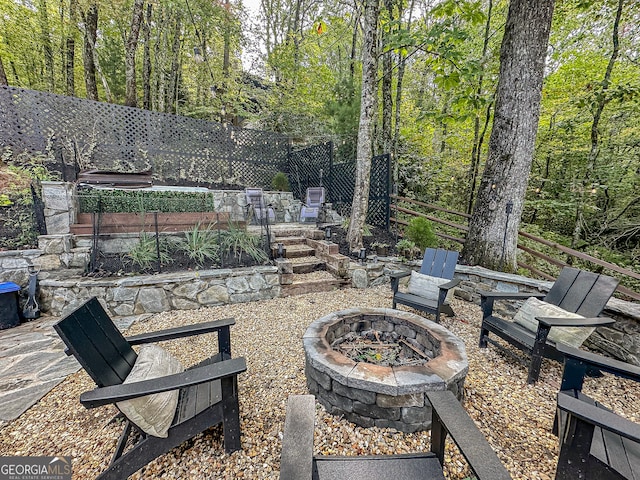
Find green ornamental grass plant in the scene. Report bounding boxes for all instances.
[177,223,220,266]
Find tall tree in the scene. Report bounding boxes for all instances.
[462,0,555,271]
[124,0,145,107]
[0,56,7,85]
[65,0,77,96]
[81,2,99,100]
[571,0,624,248]
[142,3,152,110]
[38,0,55,91]
[347,0,379,250]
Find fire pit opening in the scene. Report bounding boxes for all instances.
[303,308,468,432]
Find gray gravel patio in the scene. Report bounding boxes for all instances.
[0,285,638,479]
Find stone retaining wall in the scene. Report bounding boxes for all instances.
[346,259,640,366]
[39,266,280,317]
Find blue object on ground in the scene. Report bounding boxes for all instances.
[0,281,21,329]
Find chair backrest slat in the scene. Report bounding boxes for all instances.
[305,187,325,207]
[54,297,137,387]
[419,248,458,280]
[544,267,618,318]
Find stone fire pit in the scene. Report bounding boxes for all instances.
[303,308,468,432]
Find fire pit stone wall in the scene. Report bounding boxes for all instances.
[303,308,468,432]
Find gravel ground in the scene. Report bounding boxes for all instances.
[1,286,638,479]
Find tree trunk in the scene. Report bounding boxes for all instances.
[381,0,394,155]
[571,0,623,248]
[65,0,77,96]
[466,0,494,215]
[38,0,56,91]
[125,0,145,107]
[142,3,152,110]
[462,0,555,271]
[167,13,182,114]
[392,0,413,164]
[0,56,8,85]
[347,0,379,251]
[82,3,99,101]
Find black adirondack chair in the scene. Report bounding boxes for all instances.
[279,393,512,480]
[54,297,247,480]
[554,344,640,480]
[478,266,619,383]
[390,248,461,322]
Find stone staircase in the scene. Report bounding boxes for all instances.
[271,227,351,297]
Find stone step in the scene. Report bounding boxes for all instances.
[279,244,315,259]
[272,236,307,246]
[281,272,345,297]
[289,256,326,274]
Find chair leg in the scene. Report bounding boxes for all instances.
[222,376,242,453]
[479,325,489,348]
[528,325,551,384]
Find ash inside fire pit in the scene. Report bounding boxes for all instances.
[332,330,432,367]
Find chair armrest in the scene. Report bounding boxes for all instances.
[427,391,512,480]
[279,395,315,480]
[557,391,640,442]
[439,278,461,291]
[79,357,247,408]
[537,317,615,328]
[479,290,546,300]
[557,344,640,382]
[126,317,235,345]
[480,291,545,320]
[389,270,411,280]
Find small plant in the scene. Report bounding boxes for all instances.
[370,241,390,255]
[405,217,437,251]
[395,239,419,260]
[176,223,220,266]
[271,172,290,191]
[341,217,373,237]
[126,232,174,270]
[220,223,269,263]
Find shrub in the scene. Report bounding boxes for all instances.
[176,223,220,266]
[395,239,420,260]
[405,217,437,251]
[126,232,174,270]
[271,172,290,191]
[219,224,269,263]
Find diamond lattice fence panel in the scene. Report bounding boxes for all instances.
[0,86,289,189]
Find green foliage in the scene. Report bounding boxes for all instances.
[125,232,174,271]
[219,224,269,263]
[176,223,220,266]
[271,172,290,191]
[395,239,420,260]
[78,189,217,214]
[405,217,437,251]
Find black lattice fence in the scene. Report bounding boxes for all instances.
[0,86,289,189]
[288,142,333,200]
[289,144,390,228]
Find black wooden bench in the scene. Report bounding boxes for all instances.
[54,297,246,480]
[478,266,618,383]
[554,343,640,480]
[279,392,512,480]
[390,248,460,322]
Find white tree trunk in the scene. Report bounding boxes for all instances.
[347,0,379,251]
